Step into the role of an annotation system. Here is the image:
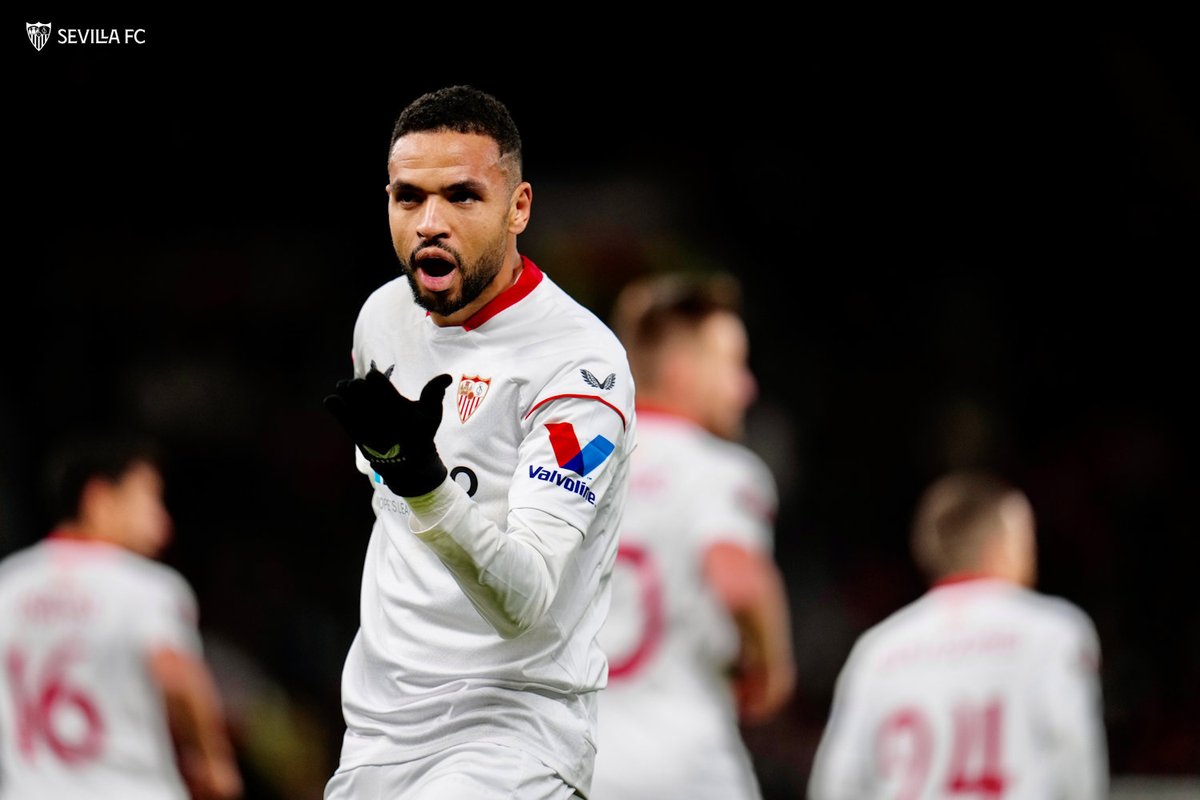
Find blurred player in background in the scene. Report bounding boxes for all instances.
[590,272,796,800]
[321,85,635,799]
[808,470,1108,799]
[0,432,242,800]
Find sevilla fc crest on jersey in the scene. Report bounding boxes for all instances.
[457,376,491,423]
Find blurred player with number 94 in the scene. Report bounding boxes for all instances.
[808,470,1108,800]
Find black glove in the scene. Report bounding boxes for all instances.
[323,369,455,497]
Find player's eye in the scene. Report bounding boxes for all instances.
[392,188,421,205]
[448,189,480,205]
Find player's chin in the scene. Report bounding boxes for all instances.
[415,287,470,318]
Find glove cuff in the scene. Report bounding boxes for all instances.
[372,451,448,498]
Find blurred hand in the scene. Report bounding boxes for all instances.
[180,749,243,800]
[732,636,796,724]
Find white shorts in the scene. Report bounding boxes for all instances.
[323,741,583,800]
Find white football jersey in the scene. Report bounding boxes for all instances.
[0,537,201,800]
[333,258,636,795]
[591,410,777,800]
[809,577,1108,800]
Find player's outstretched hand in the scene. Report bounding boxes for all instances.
[324,370,454,497]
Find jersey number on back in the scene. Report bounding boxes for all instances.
[606,543,664,680]
[879,699,1006,799]
[6,642,105,764]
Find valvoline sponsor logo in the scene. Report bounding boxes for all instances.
[527,422,614,505]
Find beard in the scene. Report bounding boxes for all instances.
[399,235,507,318]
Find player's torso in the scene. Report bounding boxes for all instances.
[593,418,765,798]
[346,273,632,679]
[337,268,635,789]
[351,328,528,671]
[852,583,1075,799]
[599,418,750,706]
[0,542,188,799]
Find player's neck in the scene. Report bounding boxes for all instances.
[430,251,524,328]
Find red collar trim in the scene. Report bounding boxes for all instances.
[46,529,118,550]
[633,404,699,424]
[932,572,995,589]
[459,256,543,331]
[634,403,679,417]
[48,527,86,541]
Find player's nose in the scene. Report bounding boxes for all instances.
[416,197,450,240]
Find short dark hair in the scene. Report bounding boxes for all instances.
[389,85,523,178]
[43,432,164,525]
[610,272,744,387]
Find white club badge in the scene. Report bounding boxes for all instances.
[456,376,491,423]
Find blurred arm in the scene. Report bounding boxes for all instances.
[1044,618,1109,800]
[704,540,796,723]
[149,647,243,800]
[807,645,871,800]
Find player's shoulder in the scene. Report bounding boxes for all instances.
[836,585,973,677]
[1011,586,1100,643]
[660,419,775,488]
[852,592,933,655]
[516,268,633,385]
[707,435,774,484]
[109,550,198,605]
[356,275,417,328]
[0,542,43,585]
[350,276,425,370]
[703,439,777,524]
[542,290,626,356]
[0,541,39,570]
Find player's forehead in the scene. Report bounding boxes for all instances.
[387,130,505,185]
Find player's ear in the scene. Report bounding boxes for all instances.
[508,182,532,234]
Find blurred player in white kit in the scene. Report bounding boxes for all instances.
[590,272,796,800]
[0,433,242,800]
[808,470,1108,800]
[320,85,636,799]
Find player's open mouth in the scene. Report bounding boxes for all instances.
[415,255,458,292]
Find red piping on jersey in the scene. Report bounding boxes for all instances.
[459,256,544,331]
[525,394,627,429]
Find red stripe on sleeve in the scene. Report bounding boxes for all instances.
[524,394,628,428]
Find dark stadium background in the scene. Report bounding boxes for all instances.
[5,20,1196,799]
